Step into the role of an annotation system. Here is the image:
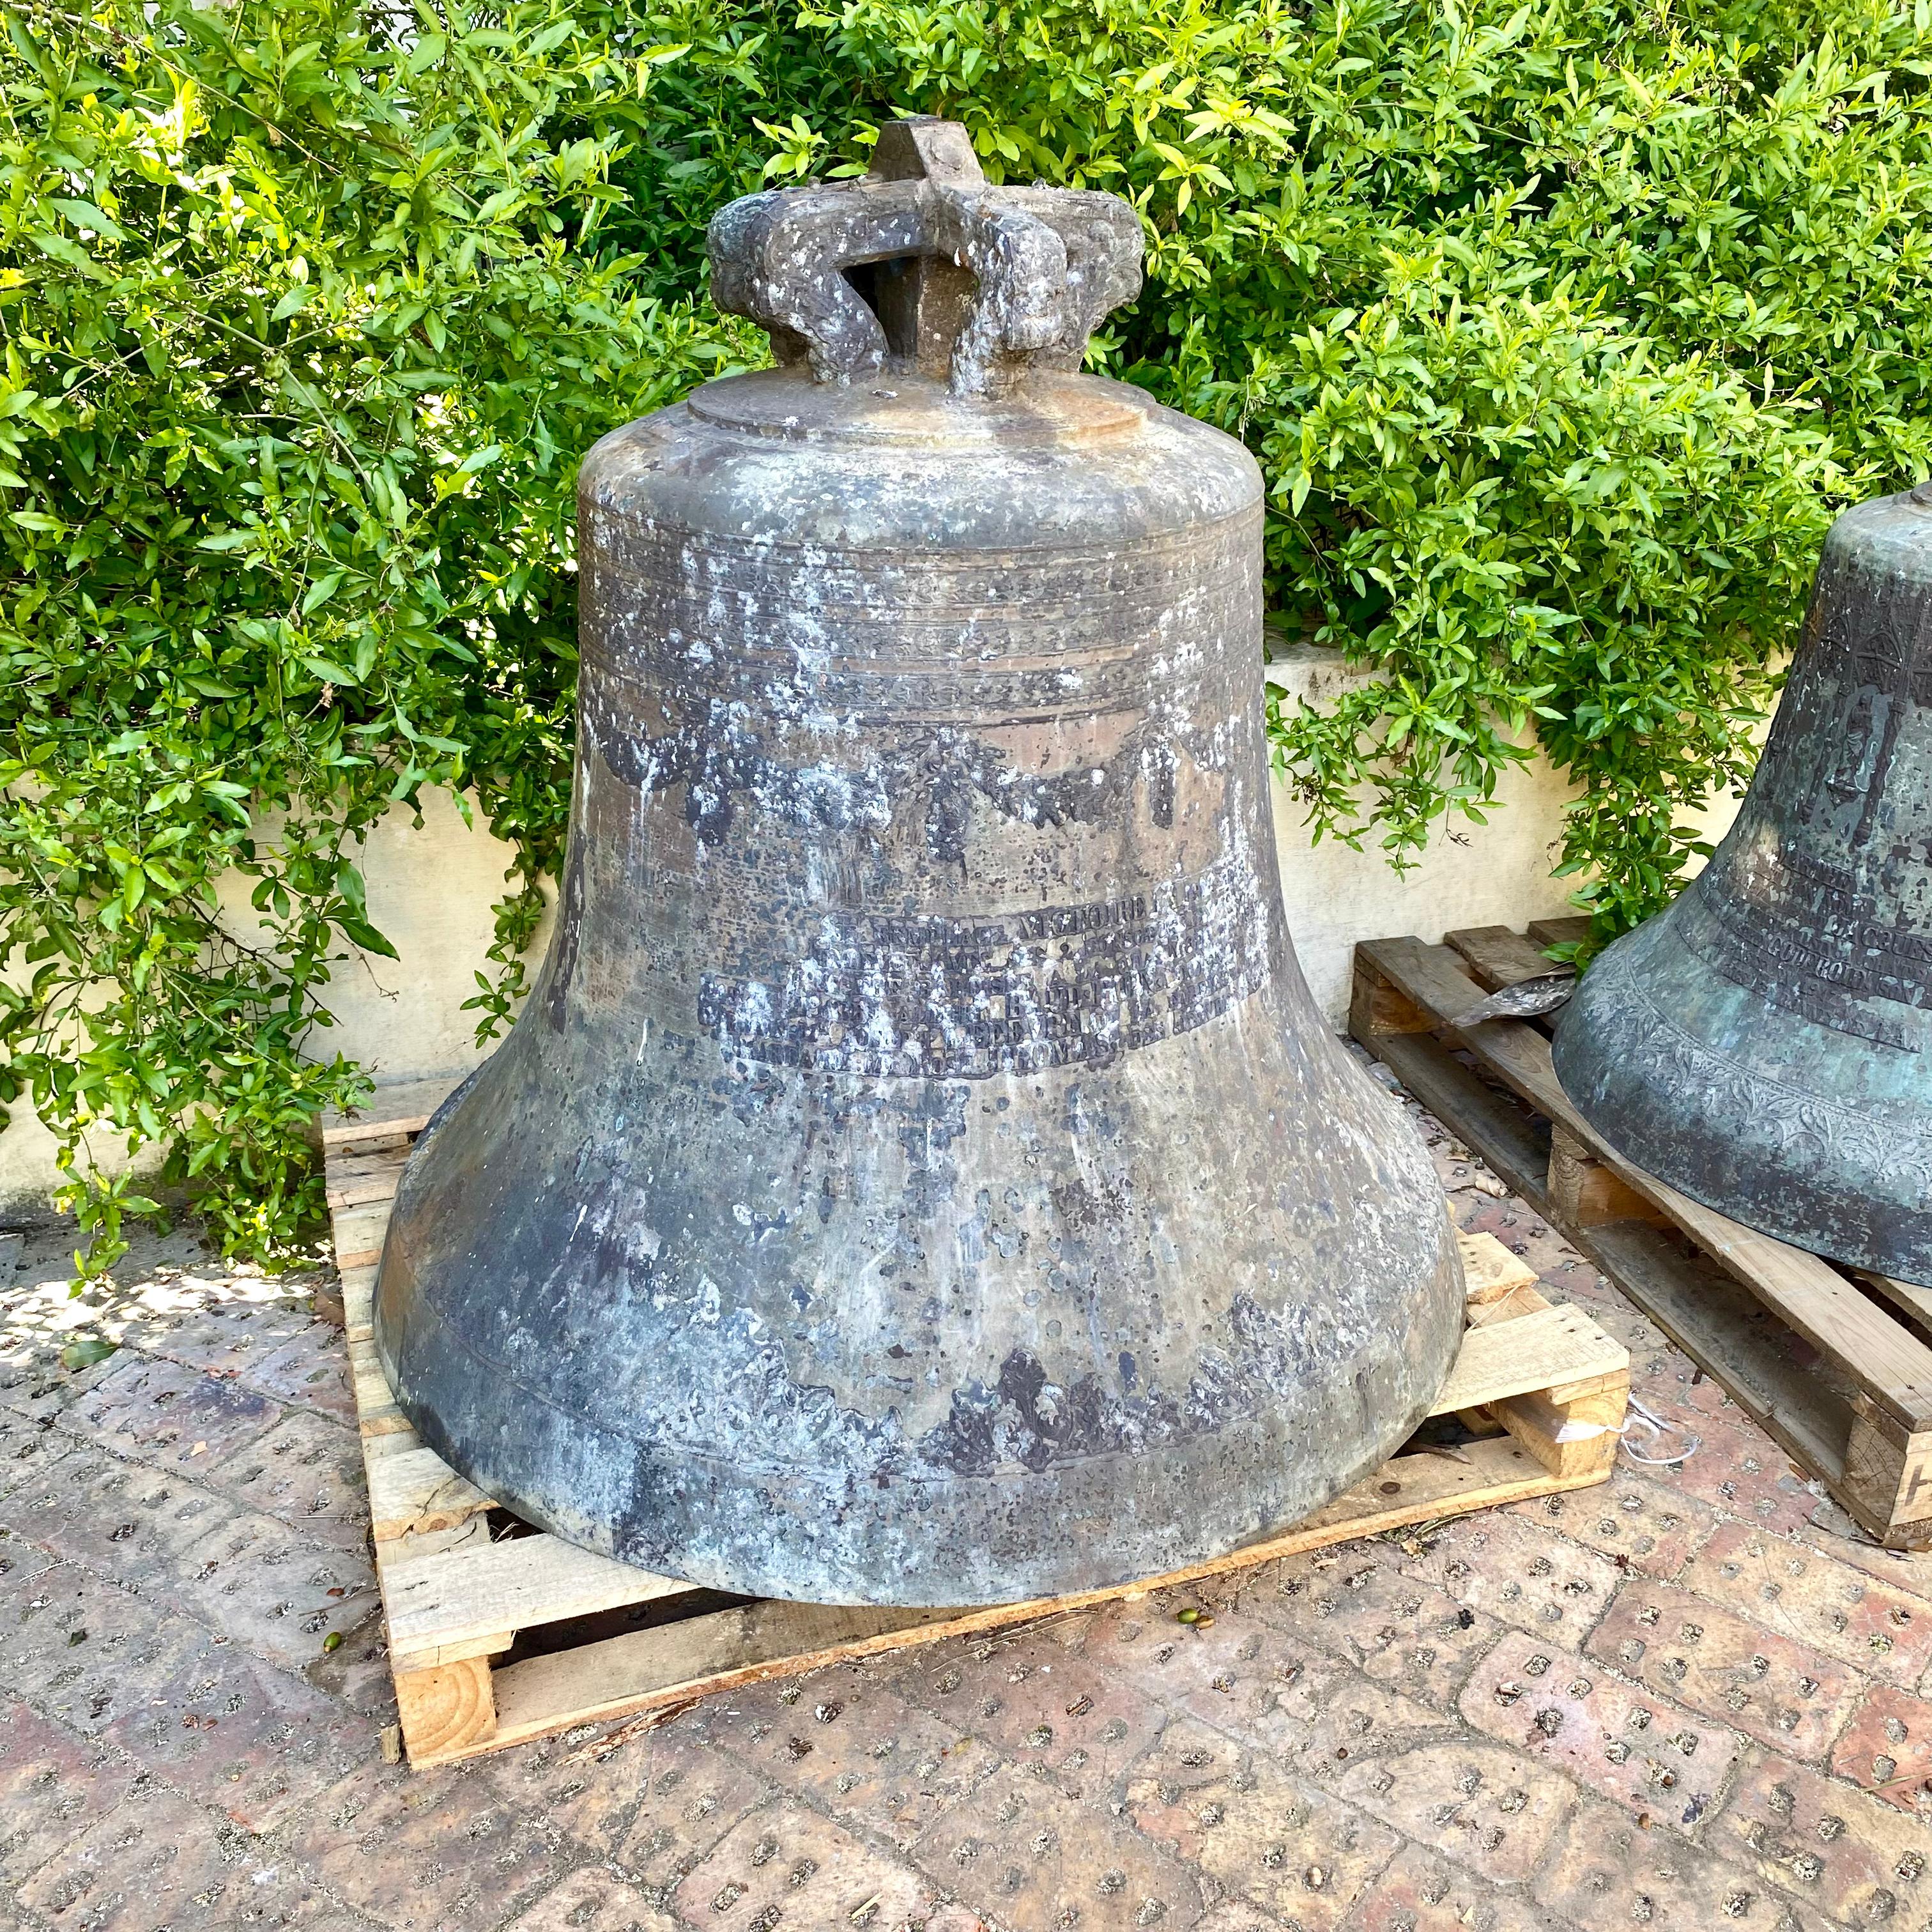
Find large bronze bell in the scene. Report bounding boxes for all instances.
[1555,480,1932,1285]
[373,120,1464,1607]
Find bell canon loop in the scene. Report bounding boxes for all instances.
[1554,480,1932,1286]
[372,119,1466,1607]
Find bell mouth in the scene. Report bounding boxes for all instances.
[1552,905,1932,1286]
[684,367,1152,450]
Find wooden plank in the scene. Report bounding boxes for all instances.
[425,1432,1606,1765]
[1349,953,1432,1039]
[1492,1374,1630,1481]
[1526,916,1592,950]
[1362,938,1932,1434]
[466,1603,949,1767]
[1359,1032,1551,1206]
[367,1445,494,1542]
[1358,939,1576,1121]
[1429,1304,1627,1415]
[1855,1271,1932,1340]
[1634,1179,1932,1432]
[332,1198,394,1270]
[349,1342,413,1441]
[322,1073,464,1151]
[1466,1282,1552,1329]
[1547,1125,1669,1230]
[1457,1232,1538,1305]
[340,1265,376,1342]
[1577,1218,1851,1485]
[381,1530,699,1669]
[326,1146,410,1211]
[1844,1406,1932,1531]
[1445,925,1567,992]
[394,1656,496,1763]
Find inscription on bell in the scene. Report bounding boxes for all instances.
[694,853,1275,1078]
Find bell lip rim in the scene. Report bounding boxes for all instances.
[371,1271,1465,1607]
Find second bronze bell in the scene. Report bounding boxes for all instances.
[1556,480,1932,1286]
[372,121,1466,1607]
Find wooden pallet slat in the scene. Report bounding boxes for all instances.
[325,1085,1628,1768]
[365,1446,494,1544]
[1351,925,1932,1547]
[1445,924,1569,991]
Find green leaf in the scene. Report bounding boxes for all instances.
[300,571,344,615]
[49,198,130,241]
[59,1337,118,1370]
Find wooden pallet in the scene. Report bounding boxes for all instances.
[1351,921,1932,1551]
[325,1085,1628,1768]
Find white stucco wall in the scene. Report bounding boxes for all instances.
[0,646,1748,1209]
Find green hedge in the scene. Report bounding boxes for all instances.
[3,0,1928,1269]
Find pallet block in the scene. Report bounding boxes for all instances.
[1351,923,1932,1549]
[325,1085,1627,1768]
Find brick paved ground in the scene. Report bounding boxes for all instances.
[3,1071,1930,1932]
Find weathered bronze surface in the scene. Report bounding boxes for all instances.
[1555,481,1932,1286]
[373,121,1464,1606]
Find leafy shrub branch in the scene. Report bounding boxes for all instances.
[3,0,1930,1269]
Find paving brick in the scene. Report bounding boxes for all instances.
[1253,1548,1507,1713]
[295,1761,572,1931]
[1584,1575,1864,1764]
[1459,1629,1744,1835]
[1120,1715,1391,1929]
[610,1725,772,1899]
[676,1802,947,1931]
[21,1451,375,1671]
[1677,1520,1932,1690]
[716,1673,998,1848]
[1533,1795,1830,1932]
[1332,1738,1571,1883]
[98,1616,367,1832]
[1183,1903,1282,1932]
[1641,1408,1823,1540]
[16,1777,258,1931]
[1504,1473,1719,1583]
[0,1413,75,1510]
[0,1701,142,1887]
[237,1326,356,1427]
[0,1564,205,1738]
[930,1756,1208,1932]
[19,1444,245,1579]
[301,1601,395,1722]
[1710,1747,1932,1927]
[1354,1840,1574,1932]
[205,1410,369,1552]
[1082,1596,1445,1780]
[168,1506,375,1671]
[1827,1680,1932,1816]
[145,1296,315,1381]
[491,1733,657,1863]
[0,1524,55,1591]
[1784,1510,1932,1603]
[502,1862,679,1930]
[898,1632,1154,1802]
[1395,1514,1625,1647]
[68,1356,282,1471]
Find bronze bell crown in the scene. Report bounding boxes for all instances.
[371,119,1465,1607]
[1554,480,1932,1286]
